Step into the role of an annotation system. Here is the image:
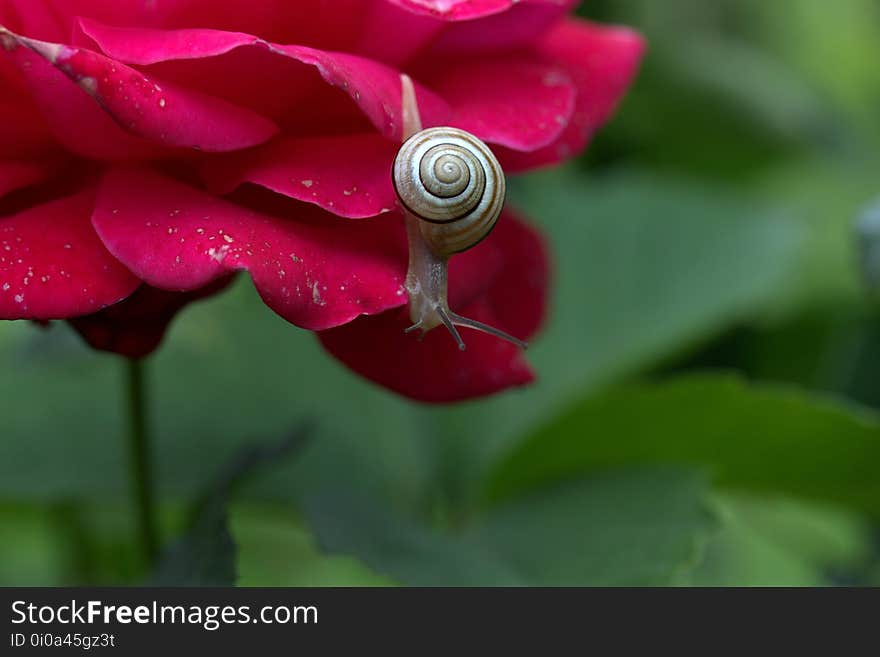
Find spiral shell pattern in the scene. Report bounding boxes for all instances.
[393,127,505,256]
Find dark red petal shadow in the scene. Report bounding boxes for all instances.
[69,277,233,359]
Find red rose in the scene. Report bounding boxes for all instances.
[0,0,643,402]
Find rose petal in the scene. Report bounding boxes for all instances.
[275,44,450,140]
[156,0,366,47]
[355,1,445,65]
[420,52,575,151]
[0,0,171,41]
[0,64,56,158]
[388,0,566,21]
[318,304,534,403]
[69,277,233,359]
[5,0,366,45]
[473,206,550,339]
[1,28,280,152]
[0,188,140,319]
[73,19,259,65]
[425,0,577,55]
[441,207,549,338]
[0,158,61,199]
[201,133,399,219]
[1,34,165,161]
[0,0,65,41]
[0,102,54,158]
[498,18,646,171]
[319,208,549,403]
[75,20,450,140]
[74,21,366,130]
[92,168,408,330]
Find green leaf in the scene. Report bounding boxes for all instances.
[0,501,180,586]
[687,492,873,586]
[487,374,880,516]
[299,468,715,586]
[149,486,236,586]
[754,156,880,311]
[150,428,310,585]
[0,504,68,586]
[470,468,716,586]
[299,488,526,586]
[665,37,830,145]
[509,169,802,394]
[231,505,395,587]
[753,0,880,146]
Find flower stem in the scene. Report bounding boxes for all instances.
[126,358,159,568]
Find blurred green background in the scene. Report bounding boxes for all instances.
[2,0,880,586]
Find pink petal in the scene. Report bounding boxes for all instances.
[319,208,549,403]
[201,134,398,219]
[0,0,65,41]
[1,34,172,161]
[69,277,233,359]
[355,1,445,65]
[420,52,575,151]
[92,168,408,331]
[0,188,140,320]
[388,0,566,21]
[276,44,450,141]
[1,29,280,152]
[0,0,170,41]
[5,0,366,46]
[74,22,362,130]
[425,0,577,55]
[75,20,450,140]
[151,0,367,47]
[355,0,575,66]
[499,18,646,171]
[73,19,259,65]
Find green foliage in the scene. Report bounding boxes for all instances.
[470,469,716,586]
[687,493,873,586]
[487,375,880,516]
[299,487,526,586]
[150,488,236,586]
[150,429,310,586]
[295,468,715,586]
[0,504,69,586]
[231,505,394,587]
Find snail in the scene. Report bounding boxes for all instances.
[393,75,527,351]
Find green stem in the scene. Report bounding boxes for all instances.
[126,358,159,567]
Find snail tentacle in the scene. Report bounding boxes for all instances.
[450,313,528,350]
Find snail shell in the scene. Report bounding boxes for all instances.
[393,127,505,257]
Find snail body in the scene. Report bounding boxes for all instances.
[393,75,526,351]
